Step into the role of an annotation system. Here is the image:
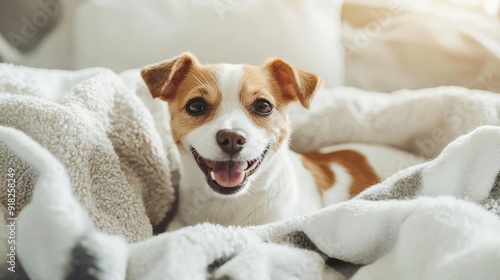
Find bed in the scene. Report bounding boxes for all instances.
[1,0,500,279]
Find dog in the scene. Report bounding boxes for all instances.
[141,53,425,230]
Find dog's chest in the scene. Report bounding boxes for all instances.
[180,189,295,227]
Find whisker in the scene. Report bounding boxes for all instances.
[193,67,211,85]
[192,74,206,89]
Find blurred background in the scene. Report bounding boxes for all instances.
[0,0,499,92]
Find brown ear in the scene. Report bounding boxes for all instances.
[265,58,322,109]
[141,53,197,100]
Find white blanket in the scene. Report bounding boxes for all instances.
[1,64,500,279]
[0,64,177,240]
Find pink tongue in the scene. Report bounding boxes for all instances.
[212,161,248,188]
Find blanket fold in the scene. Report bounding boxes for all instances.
[290,86,500,158]
[1,64,500,280]
[0,64,176,243]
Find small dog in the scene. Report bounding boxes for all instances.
[141,53,424,230]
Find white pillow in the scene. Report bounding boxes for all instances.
[72,0,345,87]
[343,0,500,92]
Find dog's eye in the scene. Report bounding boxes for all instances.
[186,98,208,115]
[253,99,273,115]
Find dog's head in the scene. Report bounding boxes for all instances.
[141,53,321,196]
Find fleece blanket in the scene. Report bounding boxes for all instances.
[1,64,500,280]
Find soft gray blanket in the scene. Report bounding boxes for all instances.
[1,64,500,279]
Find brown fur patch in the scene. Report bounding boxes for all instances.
[302,156,335,194]
[141,53,225,152]
[240,65,293,151]
[302,150,380,198]
[166,64,223,151]
[141,53,195,100]
[264,58,322,109]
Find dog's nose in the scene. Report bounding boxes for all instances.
[216,129,246,155]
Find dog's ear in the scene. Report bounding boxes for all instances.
[141,53,197,100]
[265,58,322,109]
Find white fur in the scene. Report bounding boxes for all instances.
[322,164,352,205]
[184,65,269,162]
[170,66,427,230]
[174,142,322,229]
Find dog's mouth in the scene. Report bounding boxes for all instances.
[191,147,268,195]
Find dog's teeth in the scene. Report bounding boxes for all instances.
[210,171,215,180]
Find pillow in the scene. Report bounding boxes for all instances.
[71,0,345,87]
[0,0,81,69]
[343,0,500,92]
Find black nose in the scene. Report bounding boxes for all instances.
[216,129,246,155]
